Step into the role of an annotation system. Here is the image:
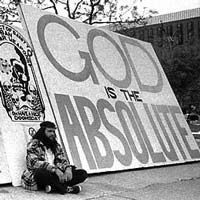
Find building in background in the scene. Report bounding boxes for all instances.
[114,8,200,60]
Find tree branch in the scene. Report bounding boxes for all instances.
[65,0,72,18]
[72,0,84,19]
[49,0,58,14]
[93,0,100,7]
[88,0,101,24]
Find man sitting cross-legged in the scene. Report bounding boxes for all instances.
[21,121,88,194]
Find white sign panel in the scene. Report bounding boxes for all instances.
[17,4,200,174]
[0,128,11,184]
[0,23,55,186]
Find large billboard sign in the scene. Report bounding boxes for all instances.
[19,5,200,173]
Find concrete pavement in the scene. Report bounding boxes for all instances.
[1,161,200,200]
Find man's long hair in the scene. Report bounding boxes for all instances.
[33,127,58,154]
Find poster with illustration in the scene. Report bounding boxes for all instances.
[0,24,45,121]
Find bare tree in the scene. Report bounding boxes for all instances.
[0,0,157,26]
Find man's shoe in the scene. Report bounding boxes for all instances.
[66,185,81,194]
[45,185,52,193]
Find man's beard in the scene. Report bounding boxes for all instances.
[42,135,57,153]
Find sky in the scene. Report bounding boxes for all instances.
[119,0,200,15]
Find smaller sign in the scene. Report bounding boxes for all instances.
[0,24,45,122]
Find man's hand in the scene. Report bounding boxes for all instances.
[55,168,65,183]
[64,167,73,182]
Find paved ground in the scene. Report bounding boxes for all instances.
[1,161,200,200]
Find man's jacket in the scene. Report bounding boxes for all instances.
[21,139,71,190]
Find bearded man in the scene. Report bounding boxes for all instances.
[21,121,88,194]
